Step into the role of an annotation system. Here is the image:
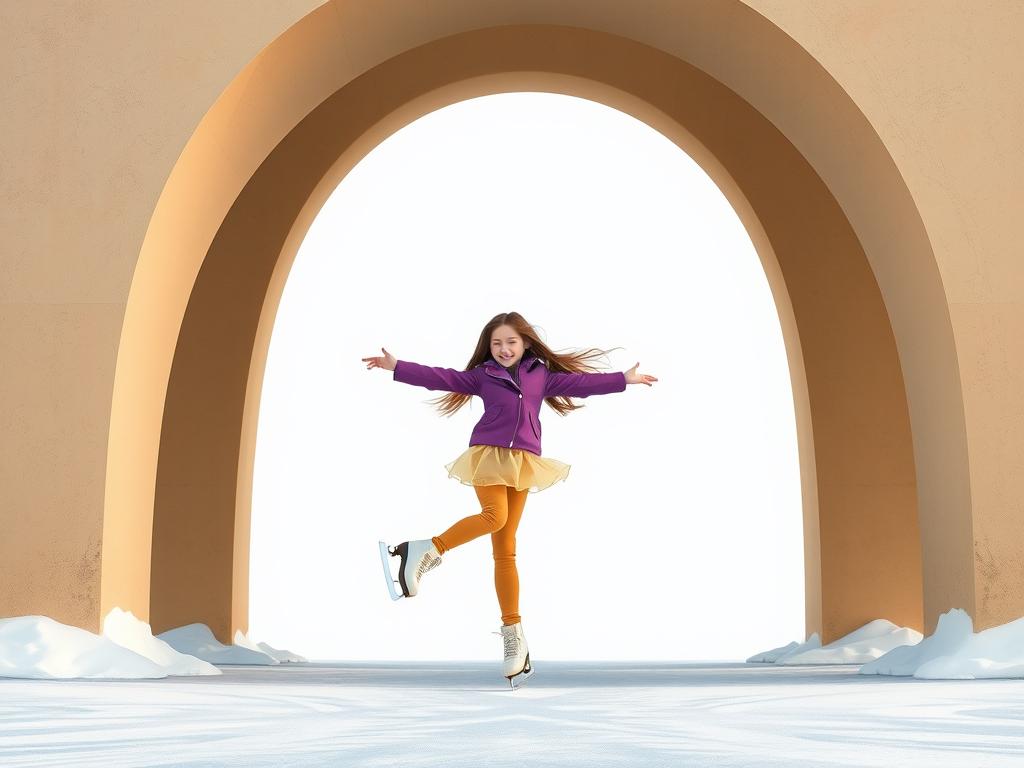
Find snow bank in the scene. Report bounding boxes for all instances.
[158,623,280,664]
[0,610,306,678]
[746,633,821,663]
[748,619,922,665]
[753,610,1024,677]
[861,608,1024,679]
[0,615,173,679]
[780,619,923,665]
[234,629,307,663]
[859,608,971,676]
[102,608,219,676]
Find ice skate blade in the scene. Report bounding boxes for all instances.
[507,658,534,690]
[378,540,404,601]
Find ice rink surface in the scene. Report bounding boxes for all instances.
[2,661,1023,767]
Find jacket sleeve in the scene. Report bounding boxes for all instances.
[543,369,627,399]
[392,360,480,395]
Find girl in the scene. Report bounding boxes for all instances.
[362,312,657,688]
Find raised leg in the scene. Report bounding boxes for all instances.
[431,484,510,555]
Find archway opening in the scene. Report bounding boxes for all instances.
[249,92,805,660]
[106,17,930,648]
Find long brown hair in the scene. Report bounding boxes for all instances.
[427,312,624,418]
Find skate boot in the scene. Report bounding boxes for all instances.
[382,539,442,598]
[491,621,534,689]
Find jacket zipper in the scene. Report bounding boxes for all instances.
[508,365,522,448]
[491,360,524,448]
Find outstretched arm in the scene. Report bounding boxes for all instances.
[543,369,627,399]
[393,359,480,395]
[362,346,480,396]
[543,360,658,398]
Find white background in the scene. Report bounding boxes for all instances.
[249,92,804,661]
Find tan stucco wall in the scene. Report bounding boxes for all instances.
[751,0,1024,630]
[1,1,1020,644]
[1,1,323,630]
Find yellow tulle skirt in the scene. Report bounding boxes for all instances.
[444,444,571,493]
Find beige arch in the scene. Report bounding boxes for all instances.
[102,2,965,645]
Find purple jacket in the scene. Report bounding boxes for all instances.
[393,350,626,456]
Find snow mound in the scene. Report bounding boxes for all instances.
[102,608,220,676]
[861,608,1024,679]
[0,611,307,677]
[233,629,307,663]
[749,619,922,665]
[860,608,972,676]
[0,615,170,679]
[159,623,279,665]
[746,633,821,663]
[780,619,922,664]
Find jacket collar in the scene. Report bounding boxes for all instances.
[482,350,544,377]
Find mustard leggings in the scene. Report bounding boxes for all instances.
[431,484,528,627]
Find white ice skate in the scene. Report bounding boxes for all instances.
[378,539,442,600]
[492,621,534,690]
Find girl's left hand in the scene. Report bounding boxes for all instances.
[625,362,658,386]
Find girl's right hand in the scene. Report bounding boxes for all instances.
[361,347,397,372]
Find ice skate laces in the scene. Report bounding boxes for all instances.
[494,626,521,659]
[416,552,441,580]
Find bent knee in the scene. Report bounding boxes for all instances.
[481,506,508,532]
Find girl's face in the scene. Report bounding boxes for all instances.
[490,325,529,368]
